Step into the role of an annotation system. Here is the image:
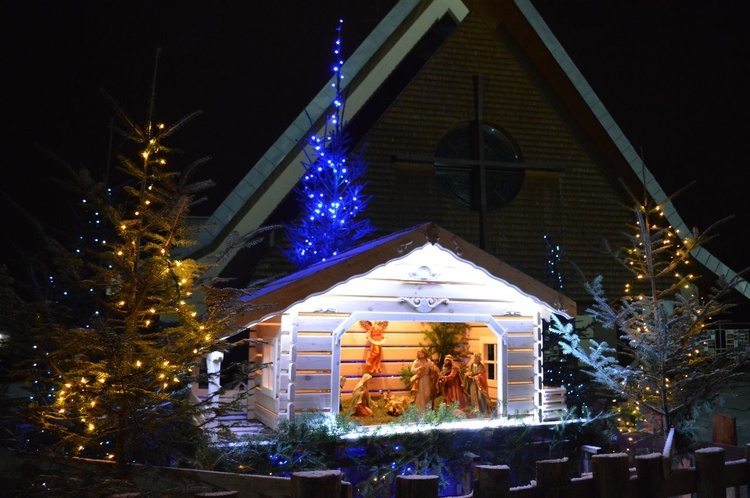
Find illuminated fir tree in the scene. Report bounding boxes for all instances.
[284,20,375,269]
[550,191,750,446]
[21,51,271,468]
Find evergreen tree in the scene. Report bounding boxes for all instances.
[550,192,750,446]
[420,322,471,368]
[17,51,272,468]
[539,226,595,409]
[283,20,375,269]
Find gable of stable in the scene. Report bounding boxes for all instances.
[248,241,569,428]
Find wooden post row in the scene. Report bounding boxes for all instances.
[288,446,744,498]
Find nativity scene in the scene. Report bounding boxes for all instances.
[193,223,574,429]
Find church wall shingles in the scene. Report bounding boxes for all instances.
[357,12,634,305]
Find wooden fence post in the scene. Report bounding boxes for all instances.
[394,475,439,498]
[458,452,479,495]
[694,447,725,498]
[535,458,569,498]
[291,470,342,498]
[340,480,352,498]
[592,453,630,498]
[634,452,668,498]
[581,445,601,474]
[473,464,510,498]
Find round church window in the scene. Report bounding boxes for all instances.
[434,123,524,211]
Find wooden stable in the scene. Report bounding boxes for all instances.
[201,223,574,429]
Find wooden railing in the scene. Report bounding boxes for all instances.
[266,444,750,498]
[464,447,749,498]
[64,442,748,497]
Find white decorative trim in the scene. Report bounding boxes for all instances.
[397,239,413,254]
[397,296,449,313]
[409,265,438,281]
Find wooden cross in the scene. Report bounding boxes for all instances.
[394,75,564,251]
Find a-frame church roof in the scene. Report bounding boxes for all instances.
[188,0,749,304]
[234,222,576,326]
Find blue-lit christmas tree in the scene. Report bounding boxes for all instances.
[284,20,375,269]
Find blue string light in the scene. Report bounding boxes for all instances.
[284,18,375,269]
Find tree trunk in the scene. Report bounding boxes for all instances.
[115,413,127,472]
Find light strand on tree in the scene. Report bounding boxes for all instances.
[284,19,375,269]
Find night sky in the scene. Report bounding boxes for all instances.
[3,2,748,316]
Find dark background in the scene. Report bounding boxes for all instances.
[2,2,748,318]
